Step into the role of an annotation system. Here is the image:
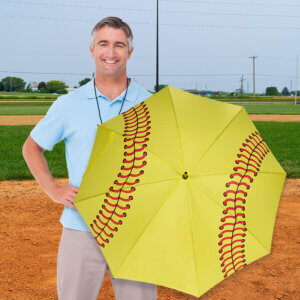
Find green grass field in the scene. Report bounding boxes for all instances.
[0,126,67,180]
[0,91,57,99]
[0,122,298,181]
[0,103,51,115]
[0,101,299,115]
[235,104,300,114]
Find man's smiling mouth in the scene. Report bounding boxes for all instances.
[103,59,118,64]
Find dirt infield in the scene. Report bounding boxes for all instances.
[0,114,299,125]
[0,178,299,299]
[250,114,300,122]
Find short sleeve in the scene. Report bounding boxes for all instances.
[30,96,66,151]
[137,86,152,102]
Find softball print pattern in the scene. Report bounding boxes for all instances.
[90,102,151,248]
[218,131,270,278]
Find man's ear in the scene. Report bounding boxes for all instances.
[128,47,134,59]
[90,45,95,58]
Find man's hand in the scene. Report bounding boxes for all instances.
[47,183,79,210]
[22,136,79,210]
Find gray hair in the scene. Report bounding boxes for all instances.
[91,16,133,52]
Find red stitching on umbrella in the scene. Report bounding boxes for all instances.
[218,130,269,278]
[96,215,118,231]
[106,194,133,201]
[223,198,246,206]
[114,179,140,186]
[124,127,151,137]
[124,132,150,141]
[109,187,135,193]
[123,152,147,163]
[125,115,150,126]
[121,161,146,170]
[124,121,151,133]
[92,102,151,247]
[124,110,149,122]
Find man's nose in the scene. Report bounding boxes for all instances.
[106,45,116,58]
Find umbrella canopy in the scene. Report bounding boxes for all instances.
[74,86,286,297]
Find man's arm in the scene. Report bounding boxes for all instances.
[22,136,78,209]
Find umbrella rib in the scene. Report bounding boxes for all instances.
[189,179,225,211]
[74,177,180,203]
[259,171,287,175]
[192,172,233,177]
[185,182,200,294]
[189,180,270,253]
[168,91,185,171]
[83,131,115,176]
[190,107,243,173]
[115,181,182,276]
[192,171,286,177]
[86,126,182,174]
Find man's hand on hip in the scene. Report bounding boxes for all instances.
[48,183,79,209]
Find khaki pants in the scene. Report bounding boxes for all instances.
[57,227,157,300]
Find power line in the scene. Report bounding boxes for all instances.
[0,15,152,24]
[0,0,153,12]
[161,23,300,31]
[0,49,296,64]
[161,0,300,7]
[161,10,300,19]
[1,1,298,18]
[1,70,298,78]
[2,15,299,31]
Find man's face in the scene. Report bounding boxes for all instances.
[90,26,133,79]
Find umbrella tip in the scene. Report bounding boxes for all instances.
[182,171,189,180]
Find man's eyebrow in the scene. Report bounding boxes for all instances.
[115,41,127,47]
[96,40,127,47]
[97,40,108,45]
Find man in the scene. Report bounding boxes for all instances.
[23,17,157,300]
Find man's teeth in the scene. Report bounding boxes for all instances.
[105,60,117,64]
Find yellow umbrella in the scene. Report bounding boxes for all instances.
[74,86,286,297]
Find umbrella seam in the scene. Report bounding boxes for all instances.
[185,182,200,294]
[74,177,180,203]
[168,87,185,171]
[190,106,243,173]
[115,181,182,277]
[89,126,181,174]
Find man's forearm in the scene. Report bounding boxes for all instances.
[22,137,58,195]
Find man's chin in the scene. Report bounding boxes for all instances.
[99,70,125,79]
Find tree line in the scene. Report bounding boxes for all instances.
[0,77,92,94]
[0,76,299,96]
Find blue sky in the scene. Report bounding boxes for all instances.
[0,0,299,92]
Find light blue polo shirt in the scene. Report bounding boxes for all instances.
[30,79,151,231]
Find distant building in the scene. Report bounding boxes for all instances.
[28,82,38,91]
[66,87,77,93]
[186,90,222,96]
[236,88,245,94]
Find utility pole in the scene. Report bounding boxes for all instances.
[295,55,298,106]
[155,0,159,92]
[249,56,258,96]
[240,75,246,95]
[247,80,249,93]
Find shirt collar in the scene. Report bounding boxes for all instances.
[84,78,138,103]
